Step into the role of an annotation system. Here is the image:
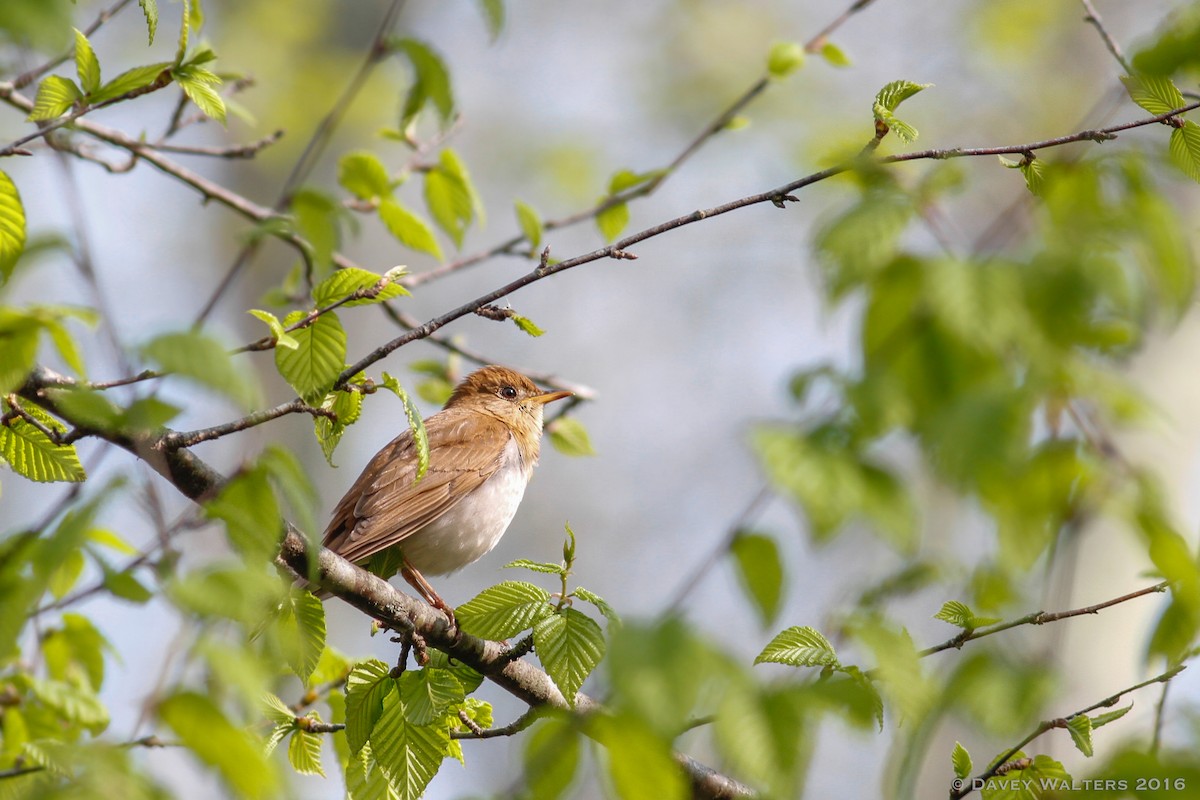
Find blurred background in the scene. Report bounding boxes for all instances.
[3,0,1200,796]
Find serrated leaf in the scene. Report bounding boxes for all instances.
[346,659,395,756]
[73,29,101,94]
[820,41,851,67]
[247,309,298,350]
[596,200,629,242]
[1090,704,1132,729]
[547,417,595,457]
[28,75,82,121]
[380,373,429,481]
[1066,714,1093,757]
[289,590,326,683]
[174,66,226,123]
[261,692,294,724]
[504,558,564,574]
[25,676,109,731]
[90,62,171,104]
[274,311,346,401]
[312,267,408,308]
[139,0,158,44]
[371,690,449,800]
[934,600,1001,630]
[767,41,804,78]
[0,171,28,284]
[515,199,543,249]
[159,691,278,798]
[339,151,393,201]
[1120,73,1185,115]
[456,580,553,639]
[1169,121,1200,183]
[572,586,621,627]
[395,38,455,128]
[288,723,326,776]
[510,313,544,337]
[399,669,464,726]
[424,159,473,248]
[754,625,840,668]
[379,198,444,261]
[0,404,86,483]
[533,608,606,705]
[951,741,972,780]
[874,80,932,113]
[730,531,784,626]
[203,467,281,561]
[315,384,363,466]
[143,330,260,409]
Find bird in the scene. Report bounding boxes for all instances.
[321,365,572,623]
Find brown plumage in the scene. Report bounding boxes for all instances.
[320,365,571,619]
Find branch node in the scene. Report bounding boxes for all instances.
[606,247,638,260]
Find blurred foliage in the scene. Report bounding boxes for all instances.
[1,1,1199,799]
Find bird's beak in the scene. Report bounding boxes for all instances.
[531,390,572,405]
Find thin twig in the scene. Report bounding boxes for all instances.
[148,130,285,159]
[451,707,541,740]
[1080,0,1132,74]
[12,0,135,89]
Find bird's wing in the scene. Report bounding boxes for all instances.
[322,409,511,565]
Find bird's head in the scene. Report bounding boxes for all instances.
[445,365,572,435]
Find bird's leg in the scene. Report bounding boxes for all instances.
[400,555,456,628]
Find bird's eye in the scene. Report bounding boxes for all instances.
[499,385,518,399]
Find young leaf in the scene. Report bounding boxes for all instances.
[754,625,840,668]
[872,80,932,144]
[1120,73,1185,115]
[1169,121,1200,183]
[510,313,544,337]
[533,608,606,705]
[474,0,505,39]
[572,587,621,627]
[311,267,409,308]
[515,199,543,249]
[456,580,553,639]
[370,690,450,800]
[1066,714,1094,757]
[315,385,363,466]
[28,76,82,121]
[338,151,393,201]
[380,372,430,481]
[0,170,28,284]
[138,0,159,44]
[158,691,279,798]
[1090,704,1132,729]
[173,65,226,123]
[274,312,347,402]
[398,669,465,726]
[596,200,629,242]
[288,591,327,684]
[345,659,394,755]
[142,331,261,409]
[820,42,852,67]
[395,38,455,128]
[247,309,298,350]
[951,741,972,780]
[288,723,326,776]
[424,154,474,248]
[90,62,172,104]
[767,41,804,78]
[730,531,784,626]
[503,559,564,575]
[0,404,86,483]
[73,29,101,95]
[379,198,444,261]
[933,600,1000,630]
[547,417,596,457]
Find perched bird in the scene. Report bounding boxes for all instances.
[321,365,571,621]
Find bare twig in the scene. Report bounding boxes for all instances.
[1080,0,1132,74]
[452,707,541,740]
[148,130,286,159]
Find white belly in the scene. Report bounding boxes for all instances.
[400,438,531,575]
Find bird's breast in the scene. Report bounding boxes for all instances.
[400,436,533,575]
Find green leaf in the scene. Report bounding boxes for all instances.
[288,721,326,776]
[47,548,84,599]
[730,531,784,626]
[312,267,409,308]
[504,558,564,574]
[346,660,395,756]
[379,198,444,261]
[90,62,171,104]
[370,689,450,800]
[174,0,191,63]
[755,625,839,668]
[168,564,286,625]
[874,79,932,113]
[398,668,464,726]
[591,713,687,800]
[24,675,109,732]
[101,563,152,603]
[607,169,661,194]
[27,75,82,121]
[138,0,158,44]
[820,42,852,67]
[261,692,294,724]
[547,417,596,457]
[73,29,101,94]
[767,41,804,78]
[424,151,476,248]
[515,199,543,249]
[291,188,341,272]
[173,65,226,123]
[158,691,278,798]
[395,38,455,128]
[474,0,505,39]
[524,714,580,800]
[204,466,282,560]
[1066,713,1094,757]
[288,590,327,683]
[247,308,297,350]
[456,580,553,639]
[1169,121,1200,183]
[510,313,544,337]
[42,613,108,691]
[143,331,261,409]
[380,372,430,481]
[1120,74,1185,115]
[596,200,629,242]
[951,741,972,780]
[0,403,86,483]
[1091,704,1132,729]
[533,608,606,705]
[315,384,363,465]
[339,151,393,201]
[933,600,1001,630]
[0,171,27,285]
[274,311,346,402]
[572,587,621,627]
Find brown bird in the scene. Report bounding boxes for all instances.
[321,365,571,622]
